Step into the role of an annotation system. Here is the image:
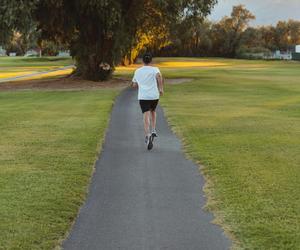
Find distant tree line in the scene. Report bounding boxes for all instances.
[154,5,300,58]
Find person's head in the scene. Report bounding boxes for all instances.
[142,52,152,65]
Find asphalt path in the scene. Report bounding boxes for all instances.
[62,88,231,250]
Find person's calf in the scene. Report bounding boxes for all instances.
[150,110,156,128]
[143,111,151,136]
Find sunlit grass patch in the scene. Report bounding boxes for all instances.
[157,61,229,68]
[0,71,37,79]
[0,57,73,82]
[13,67,74,82]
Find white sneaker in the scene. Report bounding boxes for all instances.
[152,129,158,137]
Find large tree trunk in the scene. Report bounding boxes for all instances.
[74,53,113,81]
[71,35,115,81]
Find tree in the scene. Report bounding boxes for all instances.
[212,5,255,57]
[35,0,217,81]
[259,26,277,51]
[0,0,38,46]
[273,20,300,51]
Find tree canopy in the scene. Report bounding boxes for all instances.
[35,0,217,80]
[1,0,217,80]
[0,0,37,45]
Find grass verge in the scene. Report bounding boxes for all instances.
[154,58,300,249]
[0,89,120,249]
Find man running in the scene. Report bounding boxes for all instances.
[131,52,164,150]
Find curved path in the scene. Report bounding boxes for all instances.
[62,88,231,250]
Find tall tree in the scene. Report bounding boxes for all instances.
[35,0,217,81]
[206,5,255,57]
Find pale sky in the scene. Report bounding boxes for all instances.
[210,0,300,26]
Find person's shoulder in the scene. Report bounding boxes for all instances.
[135,66,145,73]
[152,66,160,73]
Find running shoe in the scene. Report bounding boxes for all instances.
[147,134,154,150]
[152,129,158,138]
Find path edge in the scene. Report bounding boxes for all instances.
[160,104,236,250]
[56,88,125,250]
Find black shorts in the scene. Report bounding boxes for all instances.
[139,99,159,113]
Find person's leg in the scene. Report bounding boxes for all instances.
[143,111,151,136]
[151,110,156,131]
[150,100,159,136]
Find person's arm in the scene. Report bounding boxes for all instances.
[131,73,138,89]
[131,81,138,89]
[156,72,164,96]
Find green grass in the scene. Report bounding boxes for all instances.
[0,89,119,249]
[141,58,299,249]
[1,57,299,249]
[0,56,73,67]
[118,57,300,249]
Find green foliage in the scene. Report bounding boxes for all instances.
[39,40,60,56]
[157,5,300,58]
[35,0,217,80]
[1,0,217,80]
[0,0,38,45]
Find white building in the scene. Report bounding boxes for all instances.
[273,50,292,60]
[58,50,70,57]
[24,50,39,57]
[292,45,300,61]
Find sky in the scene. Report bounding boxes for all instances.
[209,0,300,26]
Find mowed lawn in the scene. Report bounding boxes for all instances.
[1,57,299,250]
[118,58,300,249]
[141,58,299,250]
[0,57,73,79]
[0,90,119,249]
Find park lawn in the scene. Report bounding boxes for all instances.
[0,89,120,249]
[151,58,299,249]
[0,57,73,79]
[118,57,300,249]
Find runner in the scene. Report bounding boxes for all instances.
[131,52,164,150]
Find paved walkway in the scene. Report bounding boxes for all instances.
[62,88,231,250]
[0,65,74,83]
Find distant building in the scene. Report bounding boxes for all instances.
[292,45,300,61]
[58,50,70,57]
[271,50,292,60]
[24,49,39,57]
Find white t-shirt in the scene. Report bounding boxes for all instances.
[132,66,161,100]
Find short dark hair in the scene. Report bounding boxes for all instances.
[142,52,152,64]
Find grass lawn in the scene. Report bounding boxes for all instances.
[118,57,300,249]
[1,57,299,249]
[0,57,73,79]
[0,89,120,249]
